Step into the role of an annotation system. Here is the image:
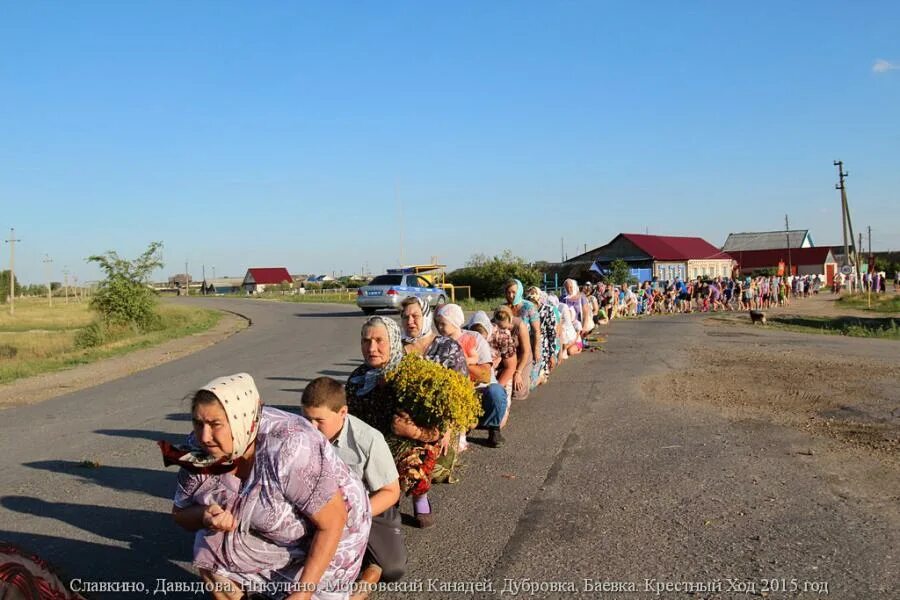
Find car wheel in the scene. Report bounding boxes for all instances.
[362,308,376,316]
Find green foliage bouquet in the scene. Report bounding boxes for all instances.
[385,353,483,431]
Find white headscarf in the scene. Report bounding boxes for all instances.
[436,303,465,329]
[465,310,493,339]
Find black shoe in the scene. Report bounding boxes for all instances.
[487,428,505,448]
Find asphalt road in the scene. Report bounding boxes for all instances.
[0,298,895,599]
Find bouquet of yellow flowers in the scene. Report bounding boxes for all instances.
[385,353,483,431]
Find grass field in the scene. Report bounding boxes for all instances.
[837,292,900,314]
[0,298,221,384]
[769,315,900,340]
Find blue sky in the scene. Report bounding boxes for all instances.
[2,1,898,284]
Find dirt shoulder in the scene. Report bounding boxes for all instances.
[642,315,899,465]
[0,310,248,409]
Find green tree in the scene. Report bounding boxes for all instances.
[0,270,21,303]
[87,241,164,328]
[447,250,542,299]
[608,259,632,285]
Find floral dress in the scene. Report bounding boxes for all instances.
[173,407,370,600]
[537,302,558,376]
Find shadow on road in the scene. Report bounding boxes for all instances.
[317,369,353,378]
[165,412,193,422]
[0,500,194,584]
[95,428,183,444]
[23,460,176,500]
[293,311,364,318]
[0,529,195,589]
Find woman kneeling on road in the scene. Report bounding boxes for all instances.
[160,373,371,600]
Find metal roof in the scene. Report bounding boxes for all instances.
[723,230,811,251]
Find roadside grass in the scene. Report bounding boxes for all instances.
[768,315,900,340]
[837,293,900,314]
[0,300,221,384]
[255,292,357,304]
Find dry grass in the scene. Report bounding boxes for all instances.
[0,297,94,332]
[0,300,220,385]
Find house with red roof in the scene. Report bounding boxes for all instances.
[563,233,734,282]
[242,267,293,294]
[732,247,838,284]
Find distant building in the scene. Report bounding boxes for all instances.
[168,274,192,288]
[242,267,293,294]
[561,233,734,282]
[733,247,838,284]
[722,230,813,252]
[207,277,243,295]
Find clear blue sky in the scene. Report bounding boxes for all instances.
[2,1,898,284]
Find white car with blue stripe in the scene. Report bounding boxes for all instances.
[356,272,446,315]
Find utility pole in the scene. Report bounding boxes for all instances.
[834,161,850,268]
[202,264,206,295]
[43,254,53,307]
[63,266,69,304]
[867,225,872,268]
[184,261,189,296]
[866,227,872,307]
[560,237,565,262]
[856,231,862,286]
[4,228,21,316]
[785,214,792,277]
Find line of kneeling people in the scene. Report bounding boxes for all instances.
[160,278,599,600]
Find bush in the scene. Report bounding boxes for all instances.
[447,251,542,300]
[87,242,163,329]
[75,321,107,349]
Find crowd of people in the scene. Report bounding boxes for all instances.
[159,270,882,599]
[159,278,607,600]
[570,273,875,319]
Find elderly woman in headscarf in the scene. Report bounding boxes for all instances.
[161,373,371,600]
[525,287,559,381]
[399,296,467,372]
[502,279,541,400]
[433,304,509,447]
[345,316,448,529]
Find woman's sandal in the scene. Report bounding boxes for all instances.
[414,498,435,528]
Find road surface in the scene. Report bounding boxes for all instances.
[0,298,895,599]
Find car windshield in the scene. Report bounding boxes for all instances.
[367,275,403,286]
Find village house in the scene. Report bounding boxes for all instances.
[561,233,734,282]
[242,267,293,294]
[733,247,838,284]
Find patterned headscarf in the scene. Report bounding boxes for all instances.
[436,303,465,329]
[158,373,262,474]
[401,297,433,344]
[524,286,541,303]
[349,316,404,396]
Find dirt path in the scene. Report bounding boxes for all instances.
[0,311,248,409]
